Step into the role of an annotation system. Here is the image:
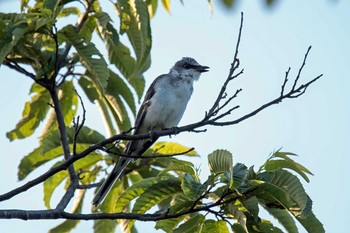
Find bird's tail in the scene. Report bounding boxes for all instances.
[92,157,131,206]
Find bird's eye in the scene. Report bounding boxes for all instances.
[183,64,191,69]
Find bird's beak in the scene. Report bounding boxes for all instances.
[194,65,210,73]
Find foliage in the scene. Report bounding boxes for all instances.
[0,1,323,233]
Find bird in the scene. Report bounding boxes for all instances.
[92,57,209,206]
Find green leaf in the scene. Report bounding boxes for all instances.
[107,69,136,114]
[95,12,136,78]
[7,84,51,141]
[167,193,194,214]
[18,146,61,180]
[208,149,233,175]
[132,178,182,214]
[264,208,298,233]
[103,69,137,131]
[41,126,105,154]
[267,151,313,180]
[44,168,68,209]
[49,190,85,233]
[232,163,248,187]
[152,141,198,156]
[118,178,182,232]
[59,81,78,126]
[255,169,308,217]
[173,214,205,233]
[201,219,230,233]
[44,153,102,208]
[181,173,206,201]
[147,0,158,18]
[115,177,159,212]
[93,219,117,233]
[296,211,325,233]
[155,215,186,232]
[0,17,29,64]
[225,203,248,232]
[115,0,152,79]
[60,25,109,92]
[58,7,81,18]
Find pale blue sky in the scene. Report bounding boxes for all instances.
[0,0,349,232]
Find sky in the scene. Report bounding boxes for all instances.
[0,0,349,232]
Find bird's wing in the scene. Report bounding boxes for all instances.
[125,75,166,154]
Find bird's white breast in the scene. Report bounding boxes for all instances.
[143,76,194,130]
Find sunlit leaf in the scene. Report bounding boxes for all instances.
[147,0,158,18]
[160,0,171,14]
[152,141,197,156]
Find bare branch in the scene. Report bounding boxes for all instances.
[206,12,244,118]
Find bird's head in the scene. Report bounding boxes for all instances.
[170,57,209,81]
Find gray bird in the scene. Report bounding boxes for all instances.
[92,57,209,206]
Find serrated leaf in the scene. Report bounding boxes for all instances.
[296,211,325,233]
[119,178,182,232]
[152,141,197,156]
[115,177,159,212]
[208,149,233,175]
[95,12,136,79]
[255,169,308,217]
[6,84,51,141]
[132,178,182,214]
[60,25,109,92]
[181,173,206,201]
[115,0,151,97]
[173,214,205,233]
